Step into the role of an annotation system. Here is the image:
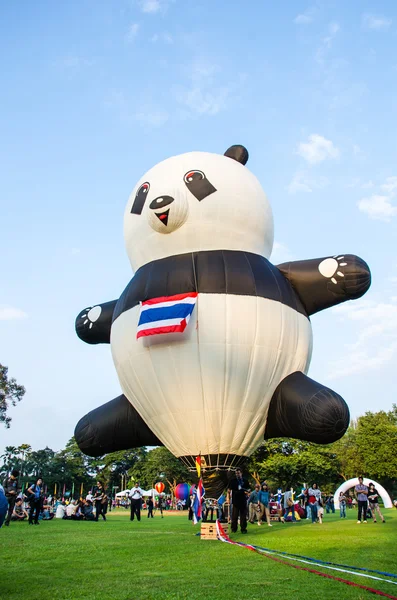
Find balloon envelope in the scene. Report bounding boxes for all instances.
[175,483,189,501]
[155,482,165,494]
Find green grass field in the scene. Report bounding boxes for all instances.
[1,508,397,600]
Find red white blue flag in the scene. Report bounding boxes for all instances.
[136,292,198,339]
[193,478,205,525]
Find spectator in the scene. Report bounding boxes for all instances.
[355,477,368,524]
[248,484,260,524]
[55,501,67,519]
[307,483,322,524]
[27,478,43,525]
[93,482,107,521]
[147,496,154,518]
[339,492,347,518]
[367,483,386,524]
[83,500,95,520]
[283,488,296,522]
[0,484,8,528]
[3,469,20,527]
[66,501,78,519]
[258,482,272,527]
[129,482,143,522]
[11,498,28,521]
[227,467,250,534]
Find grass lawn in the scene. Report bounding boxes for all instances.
[1,507,397,600]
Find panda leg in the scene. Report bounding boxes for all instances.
[74,394,163,457]
[264,372,349,444]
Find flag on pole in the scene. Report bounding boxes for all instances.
[136,292,198,339]
[80,482,84,496]
[193,478,205,525]
[54,483,57,496]
[195,455,201,478]
[72,482,75,497]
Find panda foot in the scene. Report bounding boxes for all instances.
[264,371,349,444]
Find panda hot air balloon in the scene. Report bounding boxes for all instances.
[74,144,371,478]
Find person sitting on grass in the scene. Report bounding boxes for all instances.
[11,498,29,521]
[83,499,95,521]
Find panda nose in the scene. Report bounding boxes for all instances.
[149,196,175,210]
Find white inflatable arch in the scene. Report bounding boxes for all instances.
[334,477,392,509]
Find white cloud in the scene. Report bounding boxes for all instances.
[151,32,173,43]
[105,90,169,128]
[126,23,139,42]
[174,61,231,117]
[362,13,392,31]
[358,176,397,221]
[380,176,397,195]
[327,300,397,379]
[357,195,397,221]
[361,180,374,189]
[139,0,166,13]
[315,22,340,64]
[0,306,28,321]
[294,7,315,25]
[287,171,329,194]
[297,134,339,165]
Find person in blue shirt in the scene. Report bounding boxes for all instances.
[27,478,43,525]
[258,482,272,527]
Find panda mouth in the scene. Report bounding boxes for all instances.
[155,209,170,226]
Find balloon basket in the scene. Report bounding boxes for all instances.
[200,522,228,540]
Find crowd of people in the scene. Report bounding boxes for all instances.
[222,469,389,534]
[0,469,393,530]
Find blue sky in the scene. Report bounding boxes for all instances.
[1,0,397,452]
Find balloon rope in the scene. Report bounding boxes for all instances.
[215,522,397,599]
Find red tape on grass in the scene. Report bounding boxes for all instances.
[216,522,397,600]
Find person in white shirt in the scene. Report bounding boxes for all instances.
[66,501,77,518]
[86,491,93,502]
[129,483,143,521]
[55,502,67,519]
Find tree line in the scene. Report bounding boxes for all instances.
[1,407,396,498]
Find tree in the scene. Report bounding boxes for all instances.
[140,447,191,493]
[0,364,25,427]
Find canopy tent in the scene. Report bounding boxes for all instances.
[115,488,158,498]
[334,477,392,509]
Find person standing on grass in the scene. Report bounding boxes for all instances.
[227,467,250,534]
[93,481,107,521]
[339,492,347,518]
[355,476,368,524]
[27,477,43,525]
[248,484,260,524]
[367,483,386,524]
[129,482,143,522]
[147,496,154,518]
[258,482,272,527]
[3,469,20,527]
[307,483,322,524]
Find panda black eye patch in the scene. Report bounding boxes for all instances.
[131,182,150,215]
[184,170,217,201]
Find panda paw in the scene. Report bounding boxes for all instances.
[80,306,102,329]
[318,256,348,285]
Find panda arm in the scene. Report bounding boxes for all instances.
[276,254,371,316]
[75,300,118,344]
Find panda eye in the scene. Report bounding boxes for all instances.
[130,182,150,215]
[184,170,204,184]
[184,170,216,201]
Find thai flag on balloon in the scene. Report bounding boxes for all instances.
[136,292,198,339]
[193,478,205,525]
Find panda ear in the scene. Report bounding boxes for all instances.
[224,145,249,165]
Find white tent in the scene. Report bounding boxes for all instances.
[116,488,158,498]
